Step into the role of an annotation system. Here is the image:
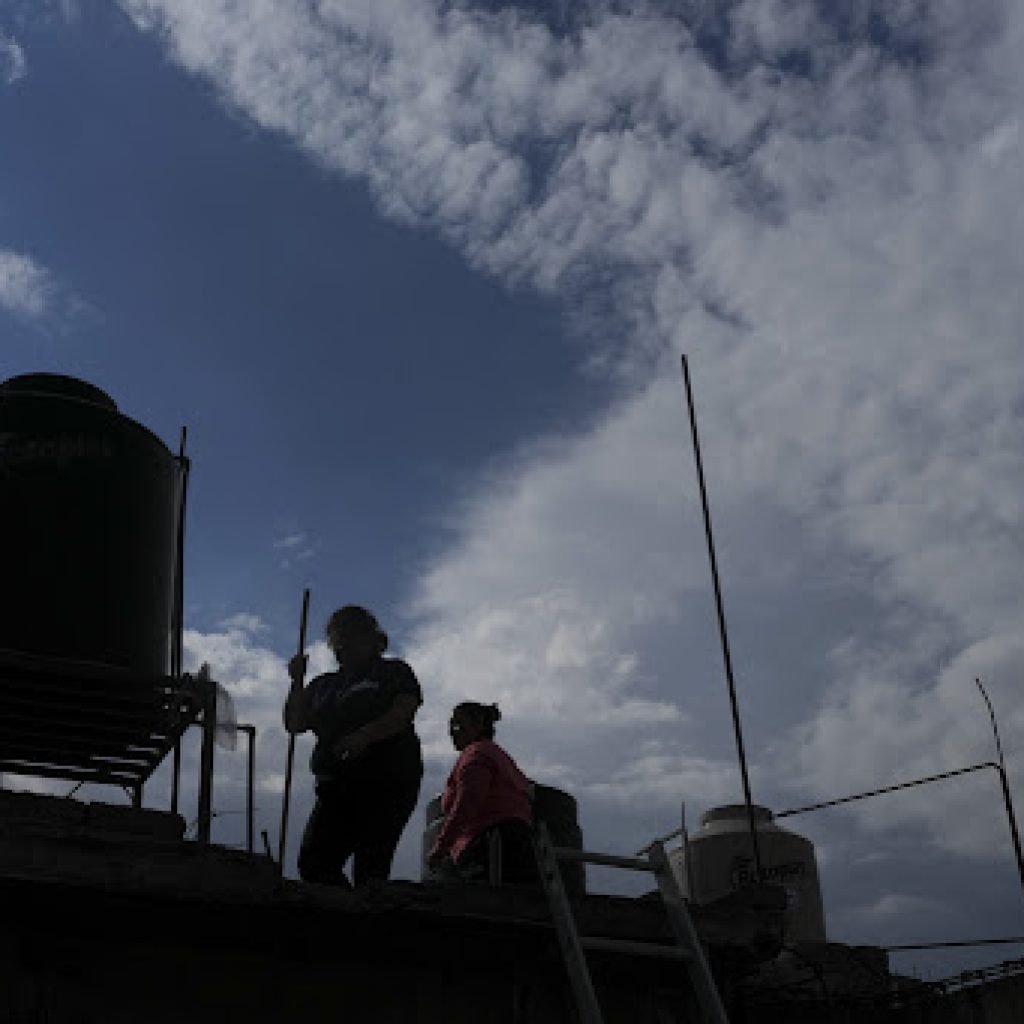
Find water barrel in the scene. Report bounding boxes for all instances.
[0,373,181,675]
[533,783,585,895]
[668,804,827,942]
[421,781,586,895]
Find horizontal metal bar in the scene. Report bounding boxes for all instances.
[0,681,180,713]
[0,721,164,750]
[884,937,1024,952]
[0,676,194,707]
[0,690,196,724]
[0,746,160,771]
[0,662,181,689]
[776,762,998,818]
[0,733,155,757]
[0,696,185,729]
[0,724,160,750]
[636,829,684,856]
[0,649,187,690]
[0,676,176,699]
[0,760,142,785]
[0,741,160,762]
[0,706,154,728]
[0,646,136,677]
[553,847,652,871]
[0,742,153,769]
[580,937,688,960]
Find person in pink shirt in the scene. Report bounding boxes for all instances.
[428,702,537,885]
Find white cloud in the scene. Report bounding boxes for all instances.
[183,624,284,703]
[0,30,27,84]
[779,633,1024,861]
[119,0,1024,943]
[217,612,268,634]
[273,530,314,568]
[0,249,54,317]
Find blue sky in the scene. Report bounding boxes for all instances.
[1,2,613,631]
[4,0,1024,979]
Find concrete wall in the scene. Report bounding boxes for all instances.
[0,881,699,1023]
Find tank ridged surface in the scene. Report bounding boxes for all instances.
[0,373,180,675]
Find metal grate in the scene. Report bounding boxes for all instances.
[0,646,202,790]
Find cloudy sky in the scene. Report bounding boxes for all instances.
[4,0,1024,978]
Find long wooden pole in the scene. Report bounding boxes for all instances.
[277,588,310,874]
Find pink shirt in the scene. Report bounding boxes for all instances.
[434,739,533,863]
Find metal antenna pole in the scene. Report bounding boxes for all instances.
[977,678,1024,891]
[238,724,256,855]
[170,426,190,815]
[278,588,310,874]
[680,354,764,879]
[196,665,216,846]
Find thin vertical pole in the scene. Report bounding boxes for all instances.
[196,666,216,845]
[171,742,181,816]
[977,679,1024,892]
[243,725,256,855]
[680,354,764,879]
[278,588,311,874]
[994,764,1024,893]
[680,801,696,900]
[170,426,189,815]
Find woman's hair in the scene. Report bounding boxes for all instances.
[453,701,501,739]
[325,605,388,654]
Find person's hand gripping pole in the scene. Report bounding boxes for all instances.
[278,587,310,875]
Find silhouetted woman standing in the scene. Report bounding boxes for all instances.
[284,605,423,887]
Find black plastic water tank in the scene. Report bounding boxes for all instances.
[421,782,586,895]
[0,373,181,675]
[532,783,586,895]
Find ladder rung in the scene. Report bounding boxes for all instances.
[580,937,690,960]
[536,824,731,1024]
[552,847,651,871]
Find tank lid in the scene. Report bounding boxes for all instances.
[699,804,774,828]
[0,373,118,411]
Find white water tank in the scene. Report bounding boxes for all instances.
[669,804,826,943]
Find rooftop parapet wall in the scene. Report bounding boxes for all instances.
[0,790,788,1023]
[6,790,1015,1022]
[0,788,185,844]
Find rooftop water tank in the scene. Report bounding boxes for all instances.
[0,373,181,675]
[669,804,826,943]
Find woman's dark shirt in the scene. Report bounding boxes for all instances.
[305,656,422,777]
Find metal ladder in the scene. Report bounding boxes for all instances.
[533,824,730,1024]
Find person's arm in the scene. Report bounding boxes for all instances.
[429,751,492,862]
[333,692,419,759]
[283,653,313,734]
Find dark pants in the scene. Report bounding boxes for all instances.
[298,735,423,888]
[455,818,539,886]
